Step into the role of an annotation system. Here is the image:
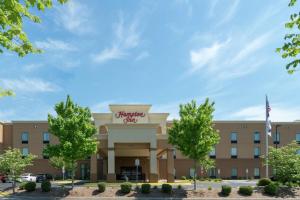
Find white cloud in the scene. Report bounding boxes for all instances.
[0,78,60,93]
[217,0,240,25]
[189,39,230,73]
[92,15,141,64]
[230,32,271,65]
[135,51,150,61]
[55,0,91,34]
[35,38,77,51]
[92,46,125,64]
[231,104,300,122]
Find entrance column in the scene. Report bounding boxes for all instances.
[90,153,98,182]
[107,147,116,182]
[149,148,158,182]
[167,148,175,182]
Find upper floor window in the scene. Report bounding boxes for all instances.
[230,132,237,143]
[21,132,28,144]
[22,148,29,156]
[231,147,237,158]
[43,132,50,144]
[273,132,280,144]
[209,147,216,158]
[254,131,260,143]
[296,133,300,144]
[254,147,260,158]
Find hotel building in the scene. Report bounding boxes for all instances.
[1,104,300,182]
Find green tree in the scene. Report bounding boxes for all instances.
[0,87,14,98]
[44,95,98,189]
[0,0,67,57]
[265,141,300,183]
[0,148,36,193]
[277,0,300,74]
[168,99,220,190]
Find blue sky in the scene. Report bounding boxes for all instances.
[0,0,300,122]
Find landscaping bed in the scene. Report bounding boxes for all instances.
[2,186,300,198]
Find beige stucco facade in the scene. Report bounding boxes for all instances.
[1,104,300,182]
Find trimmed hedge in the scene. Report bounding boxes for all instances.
[41,180,51,192]
[120,182,132,194]
[257,178,272,186]
[264,182,279,196]
[141,183,151,194]
[238,186,253,196]
[24,181,36,192]
[97,182,106,193]
[221,185,231,196]
[161,183,172,194]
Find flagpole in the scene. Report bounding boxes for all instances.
[265,95,269,178]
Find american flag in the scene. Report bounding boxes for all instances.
[266,96,272,136]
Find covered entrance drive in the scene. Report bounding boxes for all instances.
[91,104,174,183]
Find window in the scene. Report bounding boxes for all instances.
[208,168,216,178]
[254,132,260,143]
[21,132,28,144]
[297,149,300,155]
[43,132,50,144]
[254,168,260,178]
[230,132,237,143]
[231,147,237,158]
[273,132,280,144]
[254,147,260,158]
[209,147,216,158]
[296,133,300,144]
[22,148,29,156]
[189,168,195,178]
[173,148,176,159]
[231,168,237,178]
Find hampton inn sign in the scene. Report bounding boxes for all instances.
[1,104,300,182]
[115,111,146,124]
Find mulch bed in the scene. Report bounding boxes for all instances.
[5,186,300,198]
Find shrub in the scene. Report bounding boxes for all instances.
[120,182,132,194]
[208,186,212,190]
[264,182,278,196]
[257,178,272,186]
[141,183,151,194]
[181,176,186,180]
[97,182,106,193]
[177,184,182,189]
[161,183,172,194]
[24,181,36,192]
[19,182,27,190]
[221,185,231,196]
[238,186,253,196]
[153,185,158,189]
[41,180,51,192]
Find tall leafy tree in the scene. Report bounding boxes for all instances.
[168,99,220,190]
[277,0,300,74]
[265,141,300,183]
[0,0,67,57]
[0,148,36,193]
[44,95,98,189]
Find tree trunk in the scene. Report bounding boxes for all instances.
[71,161,75,189]
[12,180,15,194]
[193,159,197,190]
